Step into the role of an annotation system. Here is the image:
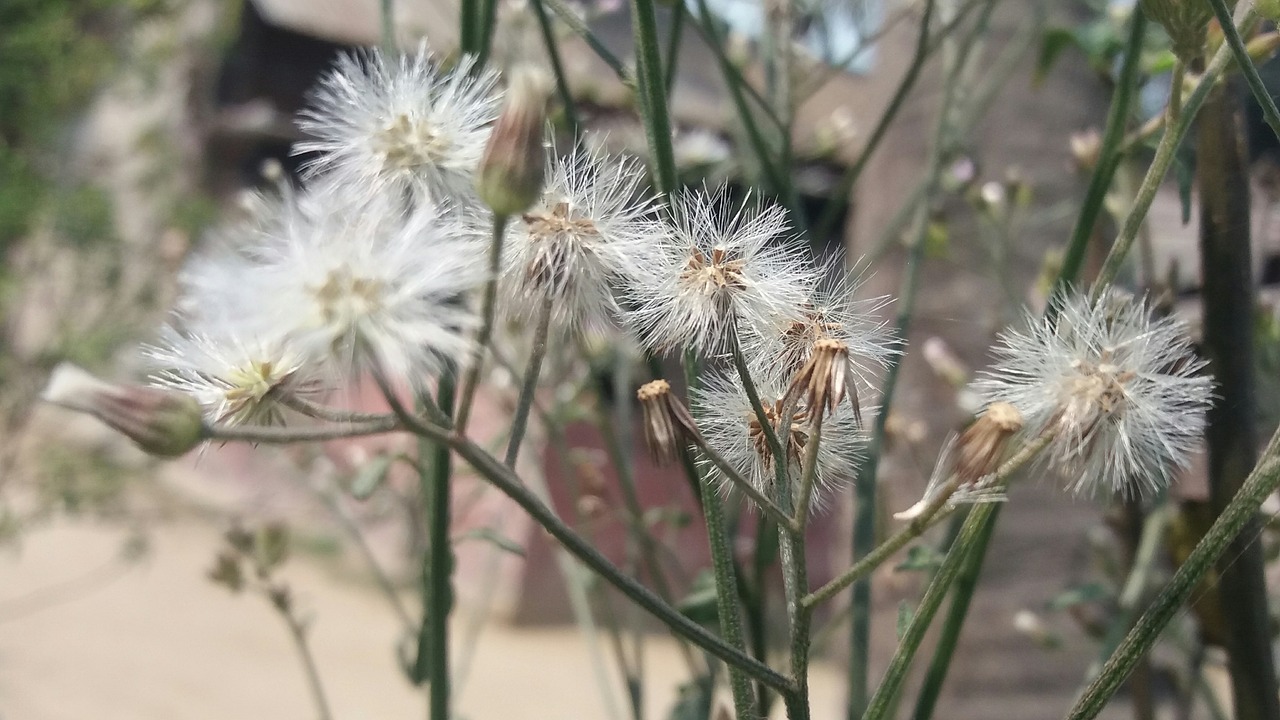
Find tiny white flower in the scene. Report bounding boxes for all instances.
[143,323,318,426]
[500,146,660,334]
[693,364,863,512]
[626,188,816,356]
[971,291,1213,497]
[295,44,501,203]
[243,185,486,389]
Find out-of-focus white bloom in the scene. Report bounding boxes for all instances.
[693,364,863,512]
[972,291,1212,497]
[226,185,486,389]
[753,266,896,409]
[143,324,317,426]
[501,146,660,334]
[295,44,501,203]
[626,188,816,356]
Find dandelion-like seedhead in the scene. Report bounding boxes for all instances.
[501,146,660,334]
[144,324,317,426]
[693,364,863,512]
[626,188,816,356]
[972,292,1212,497]
[295,44,501,203]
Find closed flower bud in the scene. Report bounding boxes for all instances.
[476,68,551,216]
[637,379,701,466]
[952,401,1023,486]
[1140,0,1211,62]
[42,362,205,457]
[1260,0,1280,22]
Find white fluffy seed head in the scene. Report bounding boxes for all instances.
[499,145,661,335]
[971,291,1213,497]
[625,188,817,357]
[692,364,863,513]
[295,43,501,204]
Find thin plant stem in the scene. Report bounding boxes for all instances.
[379,0,395,52]
[1090,23,1249,297]
[530,0,581,138]
[1067,424,1280,720]
[1052,7,1147,300]
[206,420,795,691]
[476,0,500,67]
[808,434,1049,610]
[544,0,631,81]
[460,0,480,55]
[206,419,397,442]
[691,445,760,720]
[664,3,685,97]
[729,330,788,491]
[909,504,1000,720]
[283,610,335,720]
[689,436,796,532]
[1208,0,1280,144]
[814,0,936,243]
[456,214,509,433]
[629,0,680,195]
[504,296,553,467]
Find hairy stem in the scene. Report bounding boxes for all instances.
[456,214,509,433]
[504,296,553,467]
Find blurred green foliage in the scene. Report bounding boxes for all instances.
[0,0,170,250]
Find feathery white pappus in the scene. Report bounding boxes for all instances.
[692,363,864,513]
[499,145,662,335]
[971,291,1213,497]
[295,43,501,204]
[625,188,816,357]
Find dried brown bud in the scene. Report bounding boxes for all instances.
[637,379,701,466]
[787,338,859,424]
[1140,0,1211,62]
[476,68,551,216]
[952,401,1023,485]
[42,362,205,457]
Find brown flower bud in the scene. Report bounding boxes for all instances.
[952,401,1023,486]
[637,379,701,466]
[42,363,205,457]
[787,338,859,424]
[1140,0,1211,62]
[476,68,551,216]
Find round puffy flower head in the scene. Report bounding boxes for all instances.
[750,262,898,422]
[692,362,863,513]
[143,322,317,427]
[625,188,816,357]
[229,183,486,390]
[500,145,660,335]
[295,43,501,203]
[971,291,1212,497]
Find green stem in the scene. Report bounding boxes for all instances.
[503,296,553,467]
[1052,7,1147,300]
[422,399,454,718]
[909,505,1000,720]
[544,0,631,81]
[1208,0,1280,144]
[530,0,581,138]
[460,0,480,55]
[689,433,796,531]
[456,214,509,433]
[379,0,395,52]
[814,0,936,243]
[282,607,335,720]
[1090,24,1248,297]
[476,0,500,67]
[1066,425,1280,720]
[664,3,685,97]
[629,0,679,195]
[692,446,760,720]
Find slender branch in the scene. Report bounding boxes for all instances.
[1208,0,1280,144]
[456,214,509,433]
[1066,425,1280,720]
[1091,19,1249,297]
[1052,7,1147,299]
[531,0,582,138]
[504,296,553,467]
[814,0,936,242]
[205,419,397,443]
[282,610,335,720]
[629,0,680,195]
[664,3,685,97]
[544,0,632,82]
[688,433,796,531]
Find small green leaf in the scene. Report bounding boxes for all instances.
[676,569,720,625]
[350,453,395,500]
[895,544,945,573]
[1046,582,1112,611]
[1037,27,1080,84]
[897,601,915,639]
[454,527,526,557]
